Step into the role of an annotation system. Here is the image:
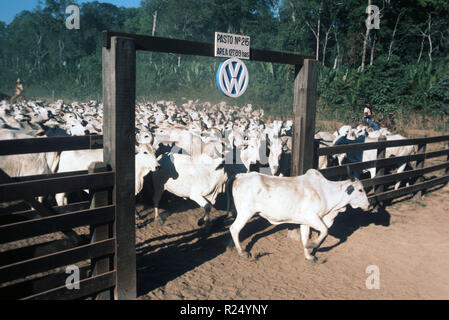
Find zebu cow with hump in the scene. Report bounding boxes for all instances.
[151,153,228,232]
[227,169,369,262]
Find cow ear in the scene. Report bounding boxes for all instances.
[346,185,354,195]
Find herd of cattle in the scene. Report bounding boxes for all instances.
[0,98,416,262]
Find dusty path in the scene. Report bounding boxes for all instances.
[135,186,449,300]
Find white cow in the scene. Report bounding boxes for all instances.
[0,128,60,207]
[334,125,352,138]
[333,132,415,190]
[315,131,337,142]
[239,136,261,171]
[56,149,160,206]
[65,118,89,136]
[314,131,338,169]
[362,134,416,190]
[226,169,369,262]
[267,135,283,175]
[154,126,205,157]
[0,128,60,176]
[151,153,227,231]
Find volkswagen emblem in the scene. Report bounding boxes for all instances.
[216,58,249,98]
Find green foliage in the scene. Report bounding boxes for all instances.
[0,0,448,123]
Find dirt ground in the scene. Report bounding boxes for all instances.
[134,183,449,300]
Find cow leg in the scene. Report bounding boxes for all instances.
[190,194,212,233]
[229,209,254,259]
[152,187,164,226]
[305,215,329,250]
[322,211,339,229]
[198,203,212,234]
[394,163,407,190]
[300,225,316,263]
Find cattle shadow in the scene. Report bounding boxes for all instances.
[317,206,390,252]
[135,216,231,296]
[225,206,390,256]
[242,218,290,255]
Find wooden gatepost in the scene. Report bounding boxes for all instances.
[102,36,136,300]
[291,60,318,176]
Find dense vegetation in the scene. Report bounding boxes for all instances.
[0,0,448,126]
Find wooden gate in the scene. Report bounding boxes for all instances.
[0,135,118,299]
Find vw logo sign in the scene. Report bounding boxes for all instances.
[216,58,249,98]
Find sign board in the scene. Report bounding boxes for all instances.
[214,32,250,60]
[216,58,249,98]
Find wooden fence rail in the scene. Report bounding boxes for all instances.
[0,135,103,156]
[102,30,313,64]
[315,134,449,206]
[0,171,114,203]
[319,148,449,179]
[23,270,116,300]
[316,134,449,156]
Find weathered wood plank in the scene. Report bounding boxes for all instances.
[368,174,449,204]
[0,205,114,244]
[373,136,387,209]
[0,171,114,202]
[0,170,87,245]
[319,148,449,179]
[103,36,136,300]
[291,116,302,176]
[0,135,102,156]
[361,161,449,188]
[23,271,116,300]
[5,170,89,183]
[413,134,427,199]
[292,59,317,176]
[445,141,449,188]
[0,265,91,300]
[102,30,311,65]
[89,162,113,300]
[0,238,115,284]
[0,201,90,225]
[316,135,449,156]
[0,238,80,267]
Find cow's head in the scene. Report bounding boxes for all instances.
[267,137,283,175]
[135,151,160,195]
[345,166,370,210]
[346,179,370,211]
[136,131,154,145]
[65,119,88,136]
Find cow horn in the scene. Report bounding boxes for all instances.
[346,165,355,182]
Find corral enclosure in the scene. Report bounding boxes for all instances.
[1,30,449,301]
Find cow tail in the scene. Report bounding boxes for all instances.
[226,174,237,219]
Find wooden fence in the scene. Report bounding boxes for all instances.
[0,135,119,300]
[314,134,449,207]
